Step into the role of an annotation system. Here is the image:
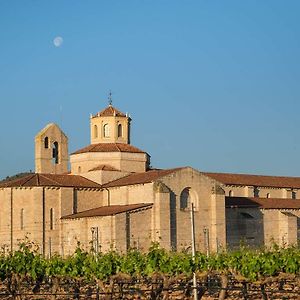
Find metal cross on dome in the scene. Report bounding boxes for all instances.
[108,90,113,106]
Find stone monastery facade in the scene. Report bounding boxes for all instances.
[0,103,300,256]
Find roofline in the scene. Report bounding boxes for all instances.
[61,203,153,220]
[103,167,190,188]
[35,123,68,140]
[0,173,102,189]
[225,196,300,209]
[70,143,149,156]
[203,171,300,189]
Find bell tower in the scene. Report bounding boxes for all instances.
[35,123,69,174]
[90,101,131,145]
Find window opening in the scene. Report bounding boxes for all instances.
[94,125,98,138]
[103,124,110,137]
[292,191,296,199]
[50,208,54,230]
[73,189,78,214]
[52,142,59,164]
[20,209,24,230]
[180,188,190,210]
[240,212,254,219]
[44,137,49,149]
[118,124,123,138]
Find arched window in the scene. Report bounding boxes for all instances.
[228,190,233,197]
[103,124,110,137]
[118,124,123,138]
[266,193,270,198]
[94,125,98,138]
[50,208,54,230]
[180,188,191,210]
[44,137,49,149]
[52,142,59,164]
[20,209,24,230]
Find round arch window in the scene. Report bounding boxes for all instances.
[180,187,199,211]
[118,124,123,138]
[180,188,190,210]
[94,125,98,138]
[103,124,110,137]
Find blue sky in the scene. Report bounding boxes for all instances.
[1,1,300,179]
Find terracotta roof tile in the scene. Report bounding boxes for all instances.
[226,196,300,209]
[93,105,126,118]
[61,203,152,219]
[103,168,184,188]
[72,143,146,155]
[0,173,101,189]
[88,164,119,172]
[204,172,300,189]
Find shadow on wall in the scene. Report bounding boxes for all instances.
[226,208,264,249]
[170,191,177,251]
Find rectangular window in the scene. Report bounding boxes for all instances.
[50,208,54,230]
[20,209,24,230]
[73,189,78,214]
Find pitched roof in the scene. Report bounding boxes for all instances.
[35,123,67,139]
[103,168,184,188]
[93,105,126,118]
[72,143,146,155]
[225,196,300,209]
[88,164,119,172]
[0,173,102,189]
[61,203,153,219]
[204,172,300,189]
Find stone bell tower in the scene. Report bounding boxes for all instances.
[90,99,131,145]
[35,123,69,174]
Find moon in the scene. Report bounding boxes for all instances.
[53,36,63,47]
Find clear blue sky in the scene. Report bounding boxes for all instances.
[1,1,300,179]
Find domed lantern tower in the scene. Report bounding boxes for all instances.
[69,97,150,182]
[90,100,131,145]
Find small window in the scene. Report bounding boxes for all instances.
[292,191,296,199]
[44,137,49,149]
[94,125,98,138]
[50,208,54,230]
[73,189,78,214]
[266,193,270,198]
[240,212,254,219]
[228,190,233,197]
[118,124,123,138]
[103,124,110,137]
[20,209,24,230]
[52,142,59,164]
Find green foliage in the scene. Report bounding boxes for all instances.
[0,241,298,283]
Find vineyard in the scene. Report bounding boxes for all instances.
[0,242,299,299]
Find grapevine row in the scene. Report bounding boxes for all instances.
[0,242,299,282]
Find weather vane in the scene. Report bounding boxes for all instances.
[108,90,113,106]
